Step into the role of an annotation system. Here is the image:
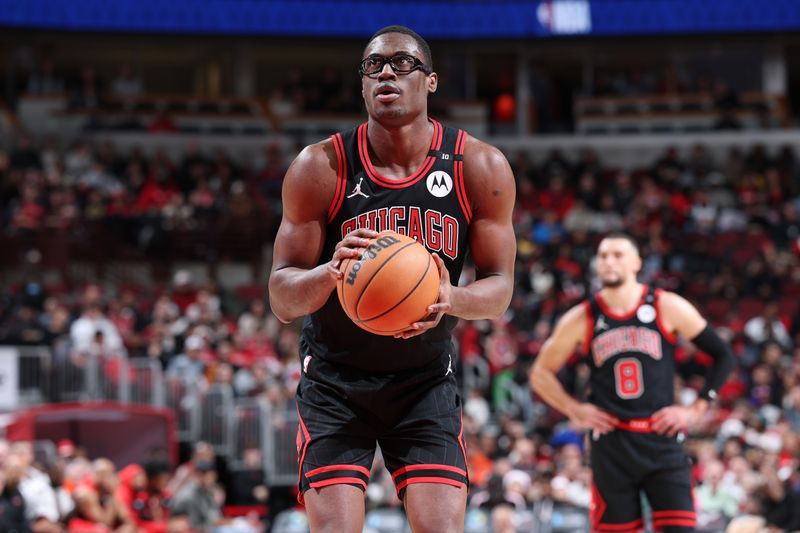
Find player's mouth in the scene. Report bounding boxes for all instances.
[375,83,401,103]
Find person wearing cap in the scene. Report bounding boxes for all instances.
[171,461,221,532]
[166,335,207,383]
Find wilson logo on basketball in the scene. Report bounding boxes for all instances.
[345,235,401,286]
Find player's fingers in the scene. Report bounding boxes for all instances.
[431,253,447,274]
[597,410,620,425]
[333,247,362,261]
[428,302,451,314]
[346,228,379,239]
[336,236,373,251]
[326,263,344,279]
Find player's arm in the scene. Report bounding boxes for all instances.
[449,138,516,319]
[268,141,376,324]
[652,291,736,435]
[530,304,619,434]
[395,137,515,339]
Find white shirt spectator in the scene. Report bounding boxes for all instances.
[744,315,791,349]
[19,467,61,523]
[70,305,126,356]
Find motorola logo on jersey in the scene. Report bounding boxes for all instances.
[426,171,453,198]
[341,206,460,260]
[591,326,663,367]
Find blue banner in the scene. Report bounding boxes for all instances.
[0,0,798,38]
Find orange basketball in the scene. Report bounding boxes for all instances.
[337,230,440,336]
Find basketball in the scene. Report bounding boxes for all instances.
[337,230,440,335]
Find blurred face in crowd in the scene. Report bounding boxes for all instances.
[10,441,34,469]
[361,32,437,125]
[596,237,642,288]
[3,455,25,491]
[93,458,119,492]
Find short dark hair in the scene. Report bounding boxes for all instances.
[366,25,433,70]
[600,232,640,255]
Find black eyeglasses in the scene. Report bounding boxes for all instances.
[359,53,432,78]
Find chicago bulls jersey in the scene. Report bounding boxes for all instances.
[300,119,472,372]
[583,285,677,419]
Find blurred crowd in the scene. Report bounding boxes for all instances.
[0,438,268,533]
[0,133,800,531]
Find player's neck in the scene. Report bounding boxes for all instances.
[366,116,432,174]
[599,282,644,314]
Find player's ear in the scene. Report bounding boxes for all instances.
[427,72,438,94]
[633,254,643,274]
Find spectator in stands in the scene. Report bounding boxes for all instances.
[143,460,175,524]
[744,303,792,351]
[490,504,517,533]
[70,458,136,532]
[11,441,63,532]
[696,460,741,520]
[0,454,33,533]
[166,335,207,383]
[172,461,226,533]
[69,302,126,357]
[226,448,268,508]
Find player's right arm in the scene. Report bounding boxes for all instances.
[268,141,376,324]
[530,303,619,434]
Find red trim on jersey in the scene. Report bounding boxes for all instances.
[357,120,441,189]
[305,464,371,478]
[308,477,368,491]
[391,464,467,480]
[453,129,473,223]
[582,300,594,356]
[326,133,347,223]
[654,289,678,344]
[595,285,648,321]
[395,476,466,493]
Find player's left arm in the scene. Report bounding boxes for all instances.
[652,291,736,436]
[445,136,516,320]
[396,136,515,338]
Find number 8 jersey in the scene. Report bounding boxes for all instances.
[582,285,677,419]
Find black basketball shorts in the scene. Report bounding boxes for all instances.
[295,352,468,504]
[590,421,695,532]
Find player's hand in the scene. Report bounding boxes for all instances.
[568,402,619,435]
[326,228,379,280]
[651,405,697,437]
[394,253,451,339]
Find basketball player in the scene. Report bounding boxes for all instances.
[268,26,515,532]
[530,233,734,533]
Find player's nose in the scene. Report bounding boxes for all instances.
[377,62,397,80]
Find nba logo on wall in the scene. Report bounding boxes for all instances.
[426,171,453,197]
[537,0,592,35]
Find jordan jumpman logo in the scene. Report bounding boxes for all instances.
[347,177,369,199]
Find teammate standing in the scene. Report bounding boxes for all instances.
[269,26,516,532]
[530,233,734,532]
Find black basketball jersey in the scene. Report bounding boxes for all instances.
[583,285,677,419]
[300,119,472,373]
